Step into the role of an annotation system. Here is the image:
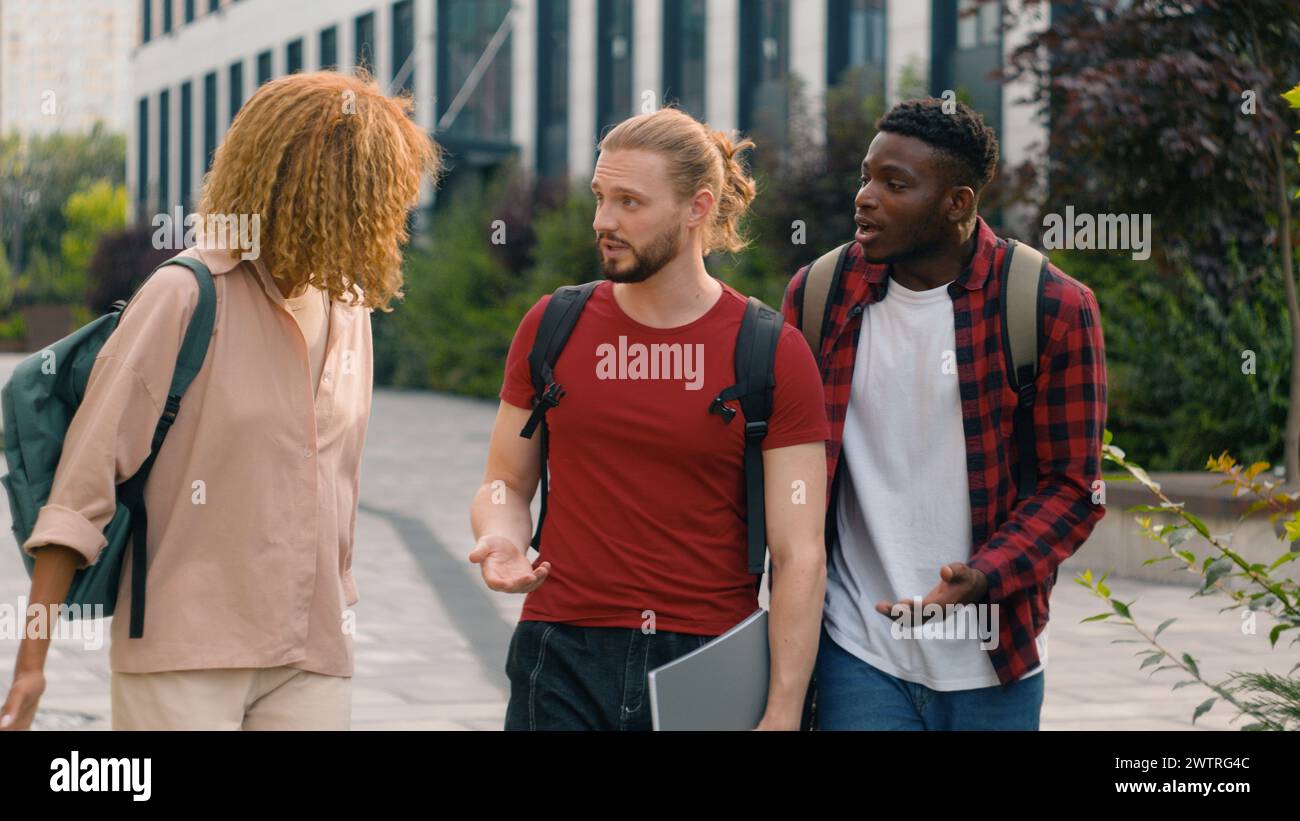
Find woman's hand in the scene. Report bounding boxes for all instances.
[0,669,46,731]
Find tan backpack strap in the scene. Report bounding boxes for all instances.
[800,243,851,358]
[1004,240,1045,388]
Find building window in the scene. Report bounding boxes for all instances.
[436,0,512,144]
[162,0,173,34]
[391,1,414,94]
[185,0,195,24]
[287,38,304,74]
[203,71,218,170]
[256,50,272,85]
[142,0,152,44]
[355,12,376,74]
[536,0,569,179]
[137,97,149,215]
[180,81,193,208]
[158,89,170,212]
[738,0,790,142]
[662,0,706,118]
[827,0,886,94]
[320,26,338,71]
[932,0,1002,137]
[596,0,634,138]
[229,60,244,120]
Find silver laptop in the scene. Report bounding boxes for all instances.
[647,608,769,730]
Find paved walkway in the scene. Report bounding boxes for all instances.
[0,372,1294,729]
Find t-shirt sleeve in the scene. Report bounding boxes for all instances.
[499,295,551,410]
[761,323,831,451]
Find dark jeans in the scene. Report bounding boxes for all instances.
[504,620,716,731]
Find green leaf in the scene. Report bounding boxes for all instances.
[1270,552,1299,570]
[1204,556,1233,587]
[1140,653,1165,669]
[1284,518,1300,542]
[1248,594,1276,611]
[1127,504,1179,513]
[1129,465,1159,491]
[1171,680,1199,691]
[1285,84,1300,109]
[1184,512,1211,539]
[1111,599,1132,619]
[1182,653,1199,677]
[1192,697,1216,724]
[1154,618,1176,637]
[1081,613,1113,623]
[1269,623,1296,647]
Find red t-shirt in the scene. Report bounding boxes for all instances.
[499,279,830,635]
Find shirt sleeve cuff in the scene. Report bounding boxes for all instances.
[21,504,108,570]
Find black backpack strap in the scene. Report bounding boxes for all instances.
[519,281,600,551]
[1000,240,1047,502]
[709,297,783,589]
[116,254,217,638]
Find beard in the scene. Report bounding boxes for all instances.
[860,203,949,266]
[598,223,682,284]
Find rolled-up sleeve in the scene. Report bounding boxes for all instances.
[21,265,198,569]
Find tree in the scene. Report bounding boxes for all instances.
[0,126,125,280]
[996,0,1300,480]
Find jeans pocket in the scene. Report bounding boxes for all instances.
[505,620,542,681]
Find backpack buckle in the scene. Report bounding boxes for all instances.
[744,420,768,441]
[159,395,181,428]
[1017,382,1036,408]
[520,382,566,439]
[709,396,737,424]
[539,381,566,409]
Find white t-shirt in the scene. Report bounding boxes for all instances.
[824,276,1046,691]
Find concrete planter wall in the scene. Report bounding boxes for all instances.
[1061,472,1299,588]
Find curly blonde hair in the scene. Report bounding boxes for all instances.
[197,70,441,311]
[597,106,757,256]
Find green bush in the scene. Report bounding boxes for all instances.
[1063,247,1290,470]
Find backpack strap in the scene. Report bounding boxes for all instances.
[798,242,852,359]
[518,281,600,551]
[1000,240,1047,502]
[709,297,783,589]
[115,254,217,638]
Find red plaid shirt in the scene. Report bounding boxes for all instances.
[780,216,1109,685]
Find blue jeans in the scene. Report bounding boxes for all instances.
[814,625,1045,730]
[504,620,716,731]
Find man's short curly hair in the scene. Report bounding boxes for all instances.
[875,98,999,194]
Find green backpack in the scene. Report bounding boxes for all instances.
[1,256,216,638]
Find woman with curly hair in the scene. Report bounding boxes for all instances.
[0,70,440,730]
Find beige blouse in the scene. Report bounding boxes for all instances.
[21,243,374,677]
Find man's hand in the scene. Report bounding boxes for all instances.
[469,535,550,594]
[875,562,989,623]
